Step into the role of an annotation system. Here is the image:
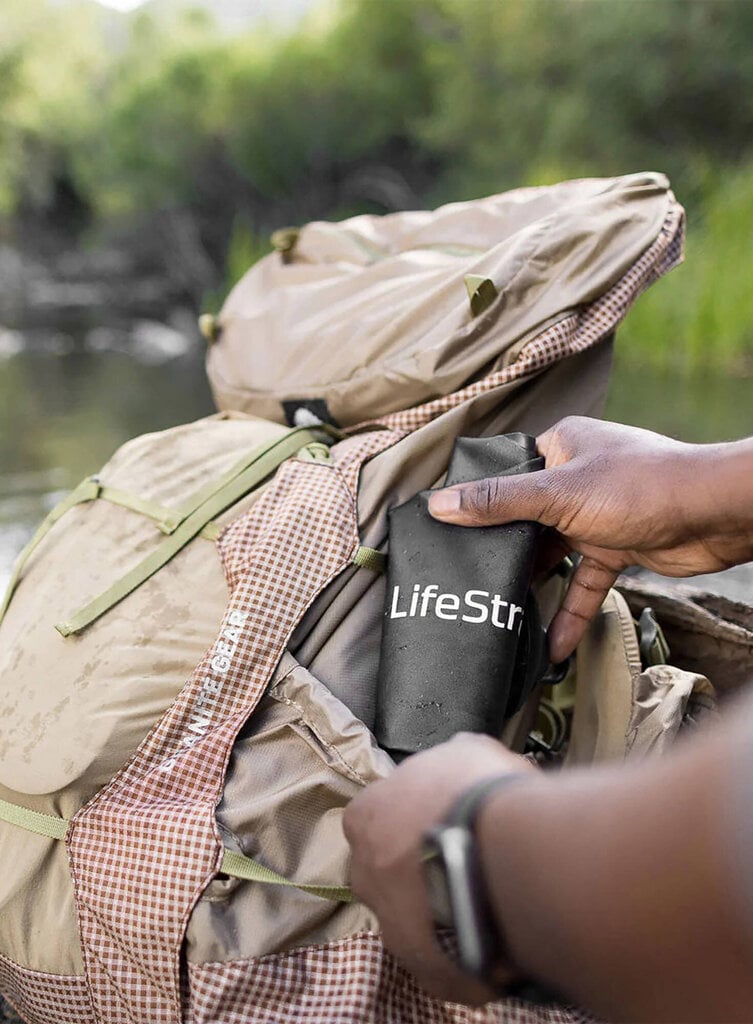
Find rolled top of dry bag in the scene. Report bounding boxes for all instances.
[374,433,548,760]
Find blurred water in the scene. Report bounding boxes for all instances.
[0,313,215,593]
[605,358,753,447]
[0,318,751,599]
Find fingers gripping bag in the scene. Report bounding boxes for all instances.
[0,174,688,1024]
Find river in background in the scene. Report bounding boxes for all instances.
[0,313,751,598]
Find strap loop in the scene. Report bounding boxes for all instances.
[353,546,386,574]
[464,274,498,317]
[0,799,351,902]
[220,849,352,903]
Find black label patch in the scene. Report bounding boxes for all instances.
[282,398,340,429]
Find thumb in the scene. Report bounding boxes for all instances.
[428,467,570,529]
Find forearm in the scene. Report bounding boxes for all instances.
[478,718,753,1021]
[691,437,753,568]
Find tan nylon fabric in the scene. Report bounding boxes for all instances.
[0,412,288,801]
[627,666,718,756]
[567,590,716,766]
[208,173,678,426]
[0,413,290,975]
[186,655,389,964]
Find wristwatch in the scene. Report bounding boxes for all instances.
[421,772,560,1002]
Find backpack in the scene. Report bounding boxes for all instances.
[0,173,692,1024]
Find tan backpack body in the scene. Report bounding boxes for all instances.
[0,174,694,1024]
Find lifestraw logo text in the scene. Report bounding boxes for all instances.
[389,584,523,632]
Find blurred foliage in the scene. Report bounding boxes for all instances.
[620,166,753,373]
[1,0,753,370]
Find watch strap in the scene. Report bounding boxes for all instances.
[435,771,563,1005]
[443,772,530,832]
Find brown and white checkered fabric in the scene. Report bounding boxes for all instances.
[0,952,95,1024]
[186,933,594,1024]
[0,202,683,1024]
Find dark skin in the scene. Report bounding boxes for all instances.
[429,417,753,662]
[344,417,753,1021]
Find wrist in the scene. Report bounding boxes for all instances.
[474,774,572,990]
[421,772,530,983]
[686,438,753,566]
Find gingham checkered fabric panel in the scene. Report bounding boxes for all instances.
[377,200,684,434]
[186,933,596,1024]
[0,952,95,1024]
[65,429,406,1024]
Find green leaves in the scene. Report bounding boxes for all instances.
[1,0,753,373]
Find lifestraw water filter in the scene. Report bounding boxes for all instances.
[375,433,548,761]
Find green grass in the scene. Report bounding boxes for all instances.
[619,164,753,375]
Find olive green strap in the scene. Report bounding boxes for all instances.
[0,476,222,627]
[220,849,352,903]
[56,428,318,637]
[169,447,284,526]
[98,484,182,533]
[0,799,351,902]
[0,476,101,626]
[0,798,69,841]
[353,546,386,574]
[134,439,320,536]
[98,486,220,540]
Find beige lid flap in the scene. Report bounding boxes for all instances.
[207,173,677,426]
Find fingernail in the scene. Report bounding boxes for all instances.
[428,489,461,519]
[548,619,577,664]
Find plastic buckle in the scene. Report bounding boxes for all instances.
[638,606,670,668]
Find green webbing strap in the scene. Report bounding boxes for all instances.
[220,849,353,903]
[0,800,351,902]
[55,428,318,637]
[0,476,101,626]
[169,440,308,528]
[0,798,68,841]
[98,485,182,534]
[353,546,386,575]
[0,476,225,628]
[99,487,222,539]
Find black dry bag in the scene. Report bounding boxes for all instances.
[374,432,548,761]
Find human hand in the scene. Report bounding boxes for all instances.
[428,417,753,662]
[343,733,535,1005]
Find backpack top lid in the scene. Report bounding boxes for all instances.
[206,172,677,427]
